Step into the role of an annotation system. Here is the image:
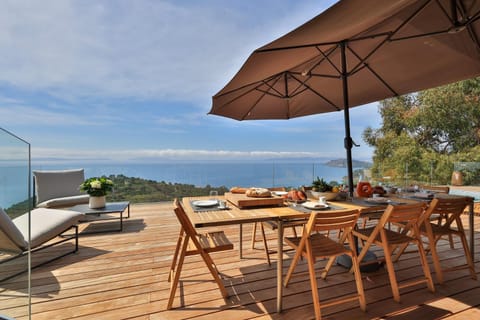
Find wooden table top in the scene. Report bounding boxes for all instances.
[183,193,473,228]
[184,195,401,228]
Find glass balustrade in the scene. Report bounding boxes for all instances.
[0,127,31,320]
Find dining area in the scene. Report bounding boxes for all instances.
[169,185,478,320]
[3,187,476,320]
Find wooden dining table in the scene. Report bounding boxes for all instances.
[182,193,475,313]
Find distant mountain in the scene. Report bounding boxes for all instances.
[324,158,372,168]
[264,157,332,163]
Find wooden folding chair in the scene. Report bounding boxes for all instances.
[420,185,455,248]
[353,202,435,302]
[284,209,366,320]
[420,185,450,194]
[167,199,234,309]
[417,197,476,284]
[250,187,305,266]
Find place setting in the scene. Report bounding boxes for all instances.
[355,195,407,206]
[190,191,230,212]
[287,196,345,213]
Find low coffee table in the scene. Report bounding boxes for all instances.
[70,201,130,234]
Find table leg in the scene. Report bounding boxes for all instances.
[120,204,130,231]
[120,210,123,231]
[469,201,474,259]
[277,219,283,313]
[239,224,243,259]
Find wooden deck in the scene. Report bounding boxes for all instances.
[1,201,480,320]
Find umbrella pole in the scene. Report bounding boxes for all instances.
[340,41,355,197]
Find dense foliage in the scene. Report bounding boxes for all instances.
[363,78,480,185]
[103,174,229,203]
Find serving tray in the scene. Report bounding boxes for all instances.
[224,192,284,208]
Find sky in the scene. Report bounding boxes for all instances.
[0,0,382,164]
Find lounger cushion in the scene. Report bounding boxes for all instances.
[36,194,89,208]
[0,207,28,253]
[33,169,86,205]
[13,208,83,249]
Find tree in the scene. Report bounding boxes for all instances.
[363,78,480,185]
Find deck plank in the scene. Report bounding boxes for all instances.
[1,201,479,320]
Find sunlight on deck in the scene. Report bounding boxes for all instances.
[1,201,479,320]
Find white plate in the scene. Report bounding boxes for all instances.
[192,200,218,207]
[302,201,329,210]
[272,191,288,196]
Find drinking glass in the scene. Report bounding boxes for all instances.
[209,190,218,202]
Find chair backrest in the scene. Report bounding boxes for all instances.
[0,208,27,253]
[305,209,360,234]
[33,168,86,205]
[422,197,470,227]
[173,199,198,237]
[421,185,449,194]
[380,202,427,226]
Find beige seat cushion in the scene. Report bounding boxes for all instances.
[33,169,87,206]
[13,208,83,249]
[0,207,28,253]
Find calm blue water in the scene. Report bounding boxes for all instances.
[0,161,349,208]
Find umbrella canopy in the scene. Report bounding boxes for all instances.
[210,0,480,192]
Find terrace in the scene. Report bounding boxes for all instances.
[2,201,479,320]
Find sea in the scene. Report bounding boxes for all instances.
[0,160,353,208]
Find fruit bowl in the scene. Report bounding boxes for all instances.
[308,191,338,201]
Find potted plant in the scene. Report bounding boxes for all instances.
[80,177,114,208]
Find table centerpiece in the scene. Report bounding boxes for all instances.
[80,177,114,208]
[309,177,339,201]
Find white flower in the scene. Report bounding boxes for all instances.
[90,180,102,189]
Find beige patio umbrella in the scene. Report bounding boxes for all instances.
[210,0,480,193]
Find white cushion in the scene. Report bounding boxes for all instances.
[36,194,90,208]
[13,208,83,249]
[0,207,28,252]
[33,169,86,205]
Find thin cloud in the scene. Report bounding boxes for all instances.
[31,147,330,162]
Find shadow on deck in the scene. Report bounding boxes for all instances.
[1,201,479,319]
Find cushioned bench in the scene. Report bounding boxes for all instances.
[33,168,89,208]
[0,207,83,282]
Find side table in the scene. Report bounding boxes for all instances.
[69,201,130,234]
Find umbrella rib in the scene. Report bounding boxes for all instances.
[288,73,340,111]
[347,45,399,97]
[314,44,342,76]
[213,74,283,115]
[389,0,478,43]
[349,1,431,75]
[388,0,433,41]
[256,32,391,53]
[240,82,278,120]
[299,44,341,77]
[260,74,289,98]
[291,71,338,79]
[255,1,436,55]
[240,73,291,120]
[457,2,480,53]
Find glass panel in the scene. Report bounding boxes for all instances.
[0,127,31,320]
